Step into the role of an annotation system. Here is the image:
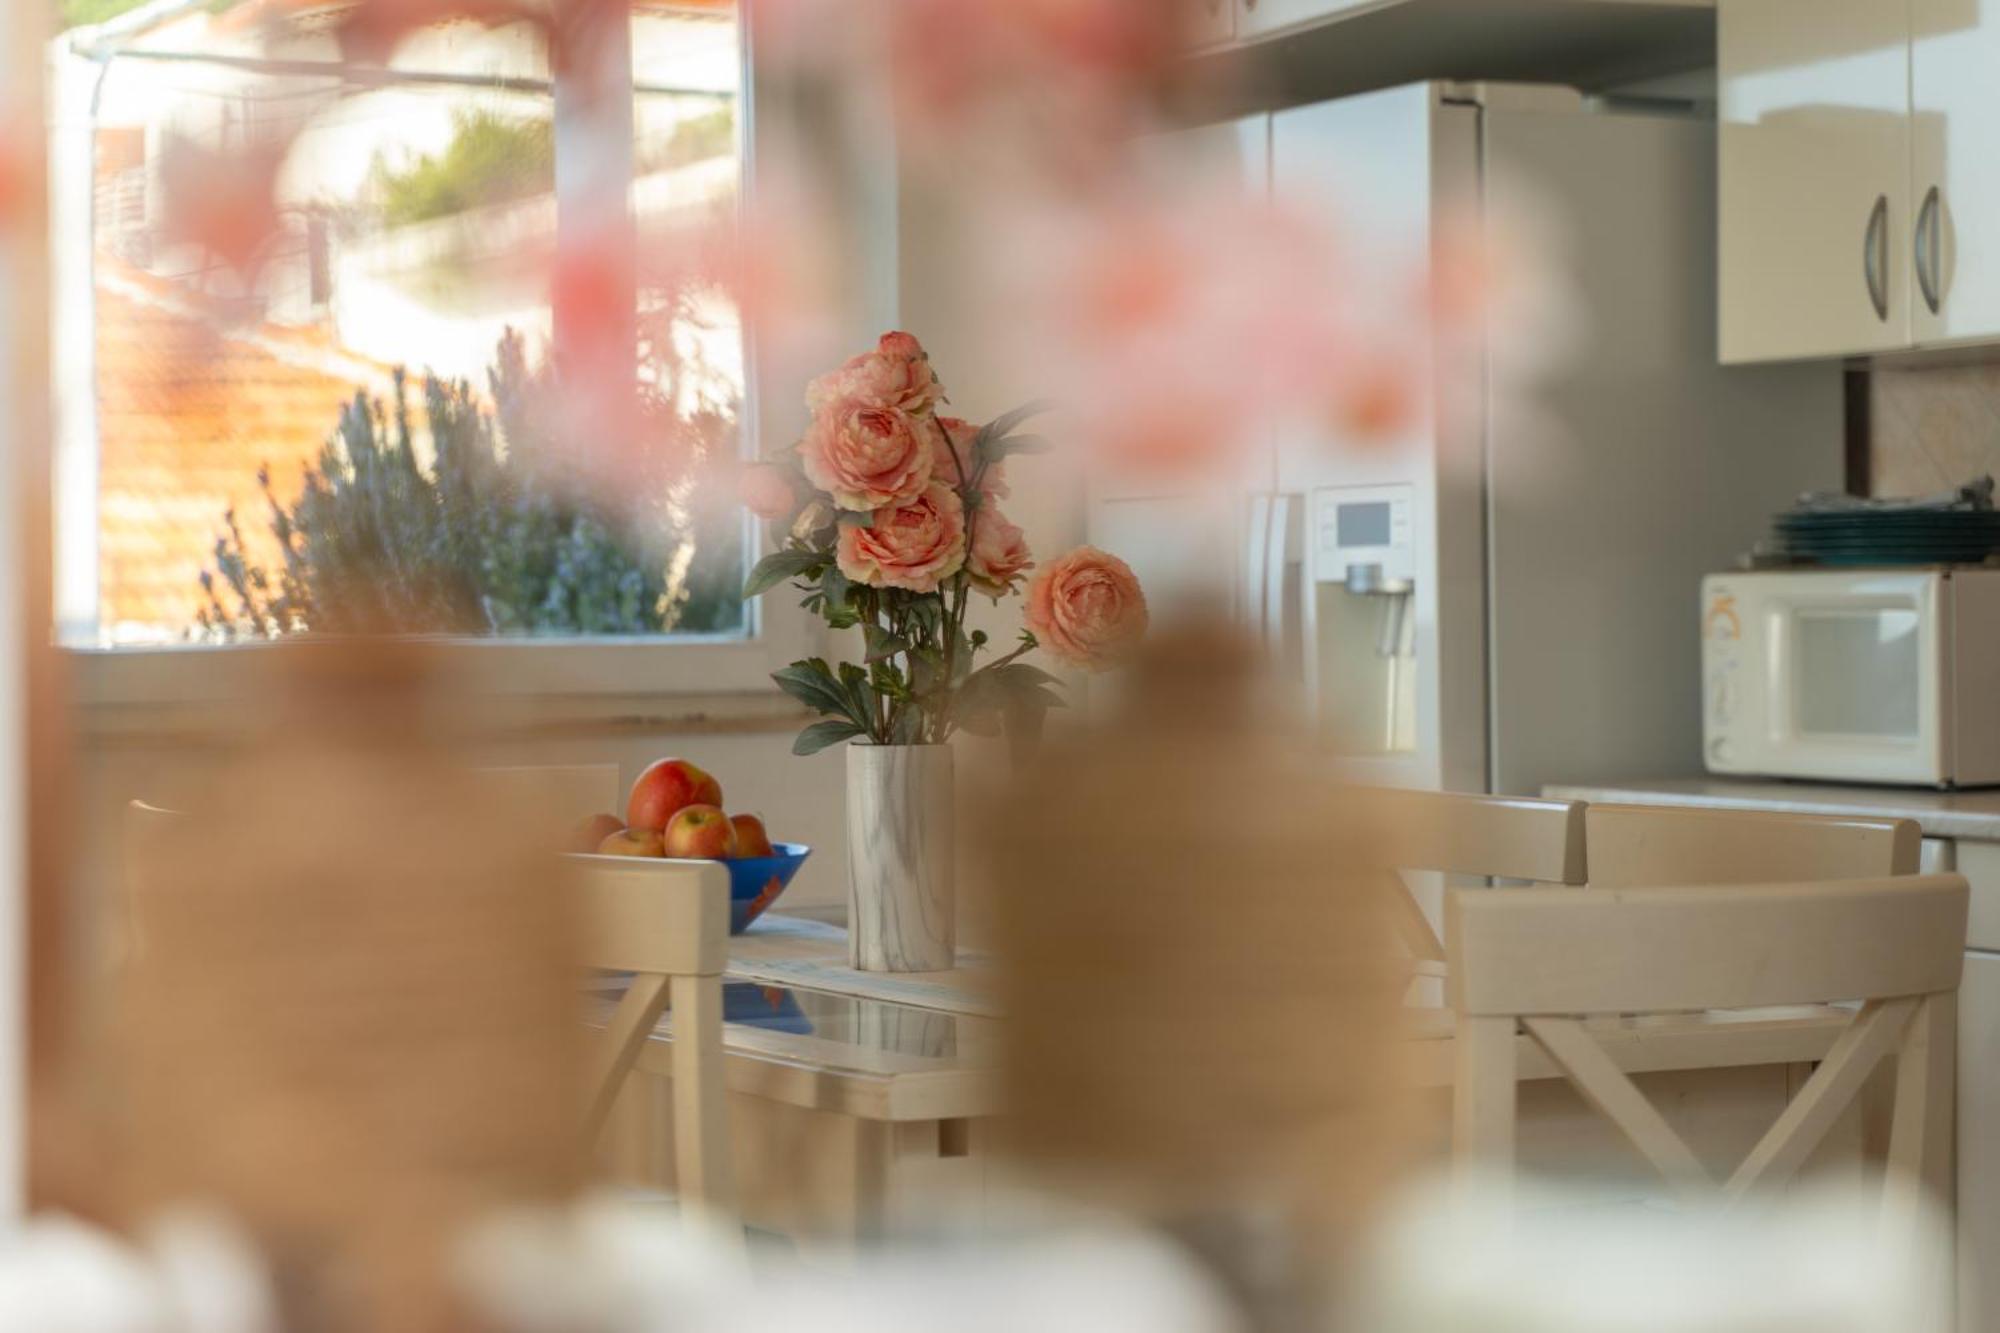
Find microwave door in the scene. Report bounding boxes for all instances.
[1740,573,1944,784]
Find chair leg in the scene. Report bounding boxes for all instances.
[1885,993,1957,1329]
[1454,1015,1518,1199]
[585,973,673,1143]
[1888,992,1956,1209]
[671,972,737,1216]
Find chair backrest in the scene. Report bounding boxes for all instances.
[475,764,624,844]
[1360,788,1586,965]
[1448,874,1968,1207]
[573,855,736,1214]
[1583,802,1920,888]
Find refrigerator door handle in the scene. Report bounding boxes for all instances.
[1264,494,1294,653]
[1242,493,1272,636]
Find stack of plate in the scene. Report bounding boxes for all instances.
[1775,509,2000,566]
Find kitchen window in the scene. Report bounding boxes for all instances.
[48,0,818,709]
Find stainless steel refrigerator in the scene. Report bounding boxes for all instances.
[1090,80,1843,799]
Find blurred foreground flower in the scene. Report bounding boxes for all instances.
[1003,190,1429,478]
[752,0,1194,181]
[1355,1171,1953,1332]
[334,0,548,66]
[155,132,294,279]
[979,619,1411,1320]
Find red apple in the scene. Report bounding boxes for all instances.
[567,813,625,853]
[597,827,665,858]
[728,813,775,859]
[663,804,739,859]
[626,758,724,833]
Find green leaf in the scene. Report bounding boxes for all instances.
[974,400,1053,447]
[863,623,911,663]
[998,663,1063,690]
[869,658,909,700]
[771,659,863,725]
[908,647,945,696]
[836,661,874,730]
[744,547,824,598]
[890,706,929,745]
[905,596,946,637]
[822,565,855,610]
[837,509,875,528]
[793,719,864,756]
[980,433,1053,462]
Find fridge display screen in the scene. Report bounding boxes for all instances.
[1337,502,1392,548]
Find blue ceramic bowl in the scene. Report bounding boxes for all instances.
[719,842,811,932]
[569,842,810,934]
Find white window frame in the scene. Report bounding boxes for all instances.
[55,0,899,719]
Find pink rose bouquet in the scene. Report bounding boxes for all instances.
[743,331,1147,754]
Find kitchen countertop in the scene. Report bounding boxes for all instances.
[1541,777,2000,843]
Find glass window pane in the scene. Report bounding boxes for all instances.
[54,2,747,645]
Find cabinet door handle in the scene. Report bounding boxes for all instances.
[1864,193,1890,322]
[1917,184,1943,315]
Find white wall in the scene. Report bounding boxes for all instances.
[895,170,1091,651]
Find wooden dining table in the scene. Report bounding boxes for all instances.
[597,912,1867,1240]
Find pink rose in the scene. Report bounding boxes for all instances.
[1024,546,1148,671]
[806,331,945,417]
[738,463,795,520]
[836,482,968,593]
[967,507,1033,595]
[800,398,934,511]
[931,416,1010,500]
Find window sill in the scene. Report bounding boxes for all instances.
[67,635,819,745]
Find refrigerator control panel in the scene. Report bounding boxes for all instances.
[1312,484,1415,586]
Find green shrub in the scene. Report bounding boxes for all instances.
[198,331,743,640]
[370,112,556,230]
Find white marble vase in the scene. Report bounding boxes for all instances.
[845,742,955,972]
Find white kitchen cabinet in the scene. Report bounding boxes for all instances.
[1911,0,2000,346]
[1718,0,1914,362]
[1722,0,2000,359]
[1950,838,2000,1333]
[1957,840,2000,952]
[1961,948,2000,1332]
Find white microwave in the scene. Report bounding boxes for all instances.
[1702,568,2000,787]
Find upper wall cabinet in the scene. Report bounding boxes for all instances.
[1911,0,2000,347]
[1718,0,1914,363]
[1721,0,2000,361]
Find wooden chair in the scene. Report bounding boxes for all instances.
[1448,873,1967,1213]
[574,855,737,1215]
[1360,788,1587,983]
[1582,802,1920,888]
[474,763,623,843]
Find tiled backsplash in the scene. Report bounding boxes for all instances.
[1871,363,2000,497]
